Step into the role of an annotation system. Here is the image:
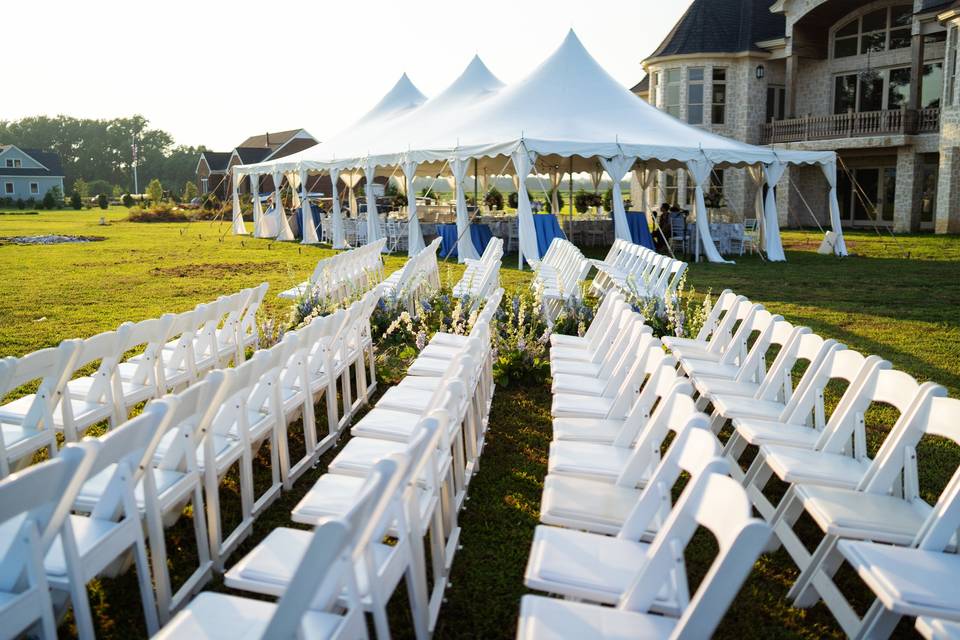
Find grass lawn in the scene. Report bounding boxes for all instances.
[2,208,959,639]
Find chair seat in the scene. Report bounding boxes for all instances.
[0,394,112,432]
[661,335,707,352]
[418,344,464,361]
[291,474,366,524]
[761,446,870,489]
[550,346,599,363]
[154,592,345,640]
[679,358,740,381]
[328,437,406,476]
[552,417,623,444]
[539,475,639,535]
[550,359,601,377]
[552,394,613,419]
[406,356,450,377]
[374,386,434,414]
[734,419,819,448]
[693,377,761,400]
[916,616,960,640]
[349,408,422,443]
[668,344,721,363]
[429,333,471,348]
[547,441,632,482]
[0,421,55,459]
[45,514,121,576]
[551,334,590,349]
[526,526,674,609]
[713,395,785,422]
[76,465,186,512]
[518,595,677,640]
[797,484,930,544]
[552,373,607,396]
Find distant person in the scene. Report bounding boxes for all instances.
[655,203,671,252]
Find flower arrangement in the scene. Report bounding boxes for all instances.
[620,272,710,340]
[491,290,551,387]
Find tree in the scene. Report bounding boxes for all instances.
[183,181,198,202]
[122,193,134,207]
[97,194,108,209]
[112,184,123,198]
[43,186,62,210]
[146,178,163,204]
[87,179,112,199]
[73,178,89,200]
[70,191,82,210]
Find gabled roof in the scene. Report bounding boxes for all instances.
[234,147,274,164]
[647,0,784,61]
[237,129,304,150]
[199,151,232,172]
[0,147,64,177]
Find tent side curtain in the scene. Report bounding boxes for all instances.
[686,158,733,265]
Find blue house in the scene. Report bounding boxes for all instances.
[0,145,65,201]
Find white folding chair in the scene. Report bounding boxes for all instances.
[113,314,175,416]
[54,329,127,441]
[0,443,95,640]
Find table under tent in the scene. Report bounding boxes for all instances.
[231,30,848,265]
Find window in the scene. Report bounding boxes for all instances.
[200,177,209,194]
[835,74,858,113]
[665,69,681,117]
[712,68,727,124]
[649,73,658,106]
[921,63,944,109]
[655,71,663,106]
[3,183,12,195]
[887,67,911,109]
[687,67,704,125]
[29,182,39,195]
[949,26,959,106]
[836,165,896,225]
[920,160,938,225]
[766,86,786,121]
[661,171,678,206]
[832,5,912,58]
[859,72,884,111]
[4,158,22,168]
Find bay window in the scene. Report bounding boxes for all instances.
[687,67,704,125]
[832,5,912,59]
[665,69,681,118]
[712,68,726,124]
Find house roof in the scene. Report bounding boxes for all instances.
[200,151,232,172]
[0,147,65,177]
[631,75,650,94]
[237,129,303,150]
[234,147,274,164]
[647,0,785,60]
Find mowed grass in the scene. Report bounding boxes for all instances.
[2,208,960,639]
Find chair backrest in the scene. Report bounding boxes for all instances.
[620,467,770,639]
[72,329,125,403]
[617,387,699,486]
[615,369,692,448]
[3,340,81,430]
[117,314,175,387]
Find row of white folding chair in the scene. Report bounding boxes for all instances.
[0,284,268,477]
[278,238,386,301]
[535,239,590,301]
[453,238,502,303]
[522,318,771,638]
[381,236,442,309]
[156,457,404,640]
[591,240,687,301]
[660,287,960,638]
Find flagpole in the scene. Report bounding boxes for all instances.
[131,134,139,195]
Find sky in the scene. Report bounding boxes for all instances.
[5,0,691,150]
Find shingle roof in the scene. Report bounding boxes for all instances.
[0,148,64,177]
[200,151,232,172]
[234,147,274,164]
[237,129,302,150]
[631,75,650,94]
[647,0,785,60]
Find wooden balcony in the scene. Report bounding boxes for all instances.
[759,108,941,144]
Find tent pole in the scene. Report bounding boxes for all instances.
[568,156,574,243]
[474,158,479,214]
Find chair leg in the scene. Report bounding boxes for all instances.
[787,534,840,607]
[132,530,162,632]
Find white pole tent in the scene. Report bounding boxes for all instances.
[234,30,847,263]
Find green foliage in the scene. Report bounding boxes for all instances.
[127,202,190,222]
[15,198,25,210]
[121,193,134,207]
[42,186,62,210]
[544,190,565,214]
[146,178,163,204]
[602,187,614,212]
[112,184,123,198]
[484,186,504,210]
[97,194,108,209]
[182,181,198,202]
[87,179,112,199]
[419,186,435,200]
[508,190,519,209]
[573,189,590,213]
[492,291,551,387]
[72,178,89,200]
[69,191,82,210]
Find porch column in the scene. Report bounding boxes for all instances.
[894,147,923,232]
[785,53,798,119]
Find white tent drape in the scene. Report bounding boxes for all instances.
[451,157,480,262]
[747,165,767,250]
[687,158,733,264]
[364,162,383,245]
[299,169,319,244]
[273,170,295,241]
[289,171,301,209]
[402,160,426,255]
[599,155,635,241]
[820,160,849,257]
[633,167,653,213]
[329,168,347,249]
[549,168,562,215]
[511,146,541,269]
[761,162,787,261]
[252,175,265,238]
[342,170,361,217]
[231,174,248,235]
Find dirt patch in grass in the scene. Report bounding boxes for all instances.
[150,261,283,278]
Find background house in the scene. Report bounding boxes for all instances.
[0,145,65,201]
[196,129,319,200]
[632,0,960,234]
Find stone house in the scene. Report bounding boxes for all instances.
[633,0,960,234]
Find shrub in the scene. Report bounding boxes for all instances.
[602,187,614,212]
[127,202,190,222]
[16,198,25,210]
[201,193,219,210]
[70,191,82,210]
[484,186,504,210]
[87,180,112,199]
[508,191,519,209]
[146,178,163,204]
[491,290,552,388]
[121,193,134,207]
[97,194,108,209]
[72,178,89,200]
[42,190,57,209]
[182,181,198,202]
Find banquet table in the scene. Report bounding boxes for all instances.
[532,213,566,258]
[625,211,655,250]
[685,222,744,257]
[437,223,493,258]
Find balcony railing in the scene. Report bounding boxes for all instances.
[759,108,941,144]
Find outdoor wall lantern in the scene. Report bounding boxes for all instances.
[755,64,765,80]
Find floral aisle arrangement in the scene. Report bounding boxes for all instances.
[621,272,711,340]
